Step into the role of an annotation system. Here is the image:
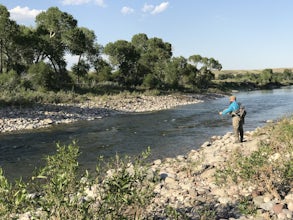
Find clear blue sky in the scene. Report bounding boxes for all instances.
[1,0,293,70]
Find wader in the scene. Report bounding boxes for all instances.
[232,115,244,142]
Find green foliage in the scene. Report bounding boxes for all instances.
[0,143,156,219]
[283,159,293,182]
[236,144,272,180]
[257,68,273,85]
[0,168,12,215]
[142,73,159,89]
[71,59,90,82]
[237,196,257,215]
[29,142,90,219]
[0,70,21,91]
[95,147,156,219]
[215,68,293,91]
[0,168,30,218]
[0,2,222,96]
[0,89,86,107]
[163,206,189,219]
[104,40,141,87]
[28,62,54,91]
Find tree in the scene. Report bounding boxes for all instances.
[188,55,217,89]
[131,34,173,88]
[35,7,77,74]
[71,59,90,83]
[15,26,37,70]
[131,33,148,54]
[66,27,100,71]
[91,58,112,82]
[0,5,21,74]
[164,56,189,89]
[104,40,140,87]
[34,7,80,89]
[205,57,222,71]
[188,55,202,70]
[259,69,273,85]
[282,69,292,81]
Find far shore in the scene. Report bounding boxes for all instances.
[0,93,224,133]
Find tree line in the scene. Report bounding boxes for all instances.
[217,68,293,86]
[0,5,222,93]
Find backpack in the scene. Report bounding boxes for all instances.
[235,102,246,119]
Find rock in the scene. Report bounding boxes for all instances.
[43,118,53,125]
[153,159,161,166]
[272,203,284,214]
[253,196,264,207]
[287,201,293,211]
[260,201,276,211]
[218,196,232,204]
[201,141,211,147]
[282,209,292,219]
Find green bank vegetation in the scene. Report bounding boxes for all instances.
[0,116,292,219]
[1,4,293,106]
[0,4,222,107]
[213,68,293,91]
[0,145,157,219]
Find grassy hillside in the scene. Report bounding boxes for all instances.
[211,67,293,92]
[213,67,293,77]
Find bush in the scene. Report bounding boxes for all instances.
[28,62,55,91]
[0,70,21,91]
[94,147,156,219]
[142,73,159,89]
[0,143,156,219]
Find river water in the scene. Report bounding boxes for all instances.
[0,86,292,180]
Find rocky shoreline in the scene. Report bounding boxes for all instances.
[2,93,292,219]
[15,123,293,220]
[0,93,222,133]
[145,128,293,219]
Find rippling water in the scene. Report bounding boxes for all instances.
[0,86,292,180]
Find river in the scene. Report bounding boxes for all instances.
[0,86,292,180]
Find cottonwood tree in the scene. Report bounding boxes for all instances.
[35,7,77,74]
[0,5,22,74]
[104,40,140,87]
[164,56,189,89]
[67,27,99,82]
[188,55,221,89]
[33,7,81,89]
[131,34,173,88]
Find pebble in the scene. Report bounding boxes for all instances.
[0,94,207,133]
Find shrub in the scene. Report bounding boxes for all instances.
[94,147,157,219]
[27,62,55,91]
[142,73,159,89]
[0,70,21,91]
[0,143,156,219]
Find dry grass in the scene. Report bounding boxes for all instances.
[213,67,293,77]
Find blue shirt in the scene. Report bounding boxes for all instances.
[222,101,239,115]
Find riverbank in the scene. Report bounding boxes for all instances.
[0,93,223,133]
[146,121,293,219]
[12,117,293,219]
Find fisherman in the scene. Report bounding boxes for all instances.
[219,96,244,143]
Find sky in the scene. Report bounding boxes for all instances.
[1,0,293,70]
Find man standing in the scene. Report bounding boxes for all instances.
[219,96,244,143]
